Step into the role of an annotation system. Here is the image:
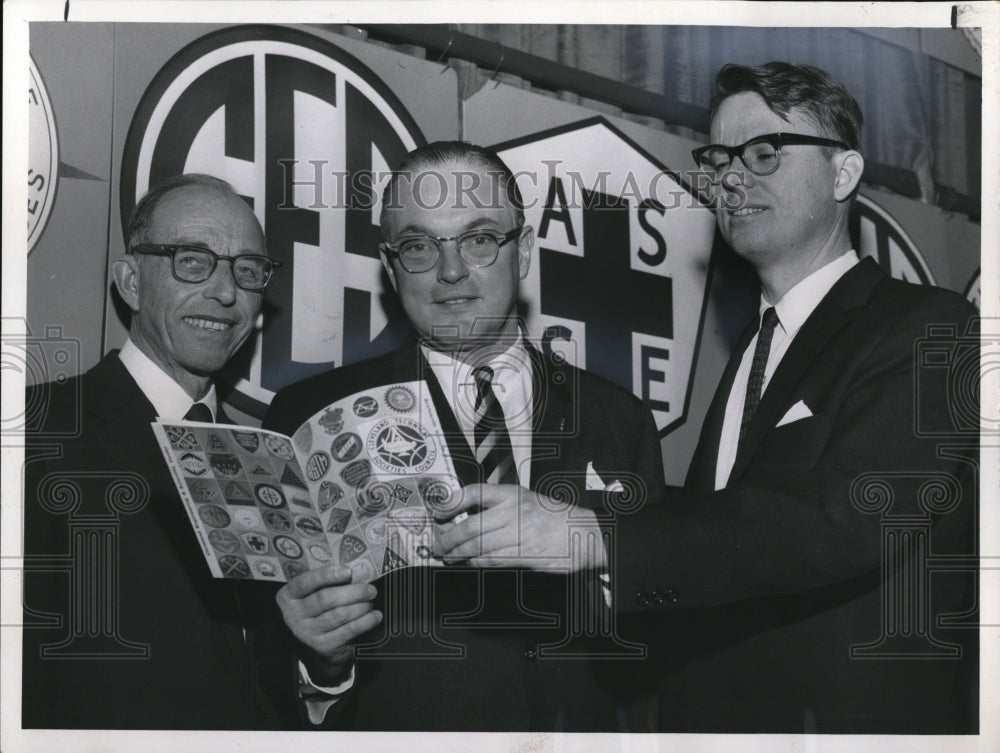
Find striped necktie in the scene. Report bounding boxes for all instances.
[739,306,780,446]
[472,366,519,485]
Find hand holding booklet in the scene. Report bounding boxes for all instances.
[152,380,460,583]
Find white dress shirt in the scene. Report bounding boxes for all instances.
[421,334,535,487]
[715,251,860,490]
[119,338,217,420]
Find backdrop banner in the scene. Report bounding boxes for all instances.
[26,23,982,483]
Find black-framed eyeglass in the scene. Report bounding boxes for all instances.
[382,226,523,274]
[129,244,282,291]
[692,132,850,177]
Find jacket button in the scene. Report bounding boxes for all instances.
[635,592,650,607]
[651,589,665,606]
[666,589,679,603]
[524,648,538,661]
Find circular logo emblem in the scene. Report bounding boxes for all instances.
[294,514,324,539]
[262,509,293,533]
[254,560,279,579]
[331,432,363,463]
[305,451,331,481]
[367,417,435,473]
[385,385,416,412]
[120,26,424,418]
[208,529,242,554]
[28,56,59,254]
[852,194,935,286]
[273,535,303,559]
[198,504,231,529]
[218,555,251,579]
[340,459,372,488]
[353,396,379,418]
[308,544,333,564]
[232,507,263,530]
[254,483,286,508]
[264,435,295,461]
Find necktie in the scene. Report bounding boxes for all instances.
[739,307,780,445]
[184,402,214,422]
[472,366,519,485]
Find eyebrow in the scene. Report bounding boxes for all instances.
[394,218,504,237]
[165,239,261,255]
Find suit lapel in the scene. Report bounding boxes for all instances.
[84,354,255,692]
[729,258,885,483]
[83,354,160,470]
[685,317,759,490]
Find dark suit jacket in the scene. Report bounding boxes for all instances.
[264,338,664,731]
[22,353,295,729]
[615,259,979,733]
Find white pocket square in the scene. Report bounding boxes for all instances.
[586,461,624,492]
[776,400,813,427]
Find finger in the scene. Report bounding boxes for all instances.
[301,582,378,617]
[306,600,377,635]
[282,563,353,600]
[312,610,384,655]
[430,484,484,521]
[440,527,517,563]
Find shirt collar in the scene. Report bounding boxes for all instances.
[118,338,217,421]
[766,250,859,337]
[421,332,530,408]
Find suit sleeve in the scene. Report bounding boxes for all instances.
[612,293,978,611]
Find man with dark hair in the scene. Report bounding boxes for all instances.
[615,62,979,732]
[263,140,664,731]
[22,174,290,728]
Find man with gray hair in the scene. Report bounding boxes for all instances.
[22,174,290,728]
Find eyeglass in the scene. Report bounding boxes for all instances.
[692,132,849,177]
[382,227,522,274]
[129,244,282,291]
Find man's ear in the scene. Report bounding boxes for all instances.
[379,246,399,292]
[833,150,864,202]
[111,255,142,313]
[516,225,534,280]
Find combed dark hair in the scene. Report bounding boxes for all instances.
[379,141,525,233]
[711,62,863,154]
[126,173,240,249]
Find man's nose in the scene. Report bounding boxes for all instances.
[202,259,239,304]
[436,242,470,284]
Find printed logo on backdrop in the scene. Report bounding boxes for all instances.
[851,194,936,286]
[494,118,717,436]
[29,55,59,254]
[121,26,425,416]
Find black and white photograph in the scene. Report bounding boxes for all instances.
[2,1,997,751]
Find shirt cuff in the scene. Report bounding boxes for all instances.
[298,660,356,725]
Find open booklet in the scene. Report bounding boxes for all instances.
[152,381,461,583]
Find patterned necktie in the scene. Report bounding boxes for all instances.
[739,307,780,445]
[184,402,214,422]
[472,366,519,485]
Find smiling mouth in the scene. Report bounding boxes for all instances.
[184,316,234,332]
[730,207,766,217]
